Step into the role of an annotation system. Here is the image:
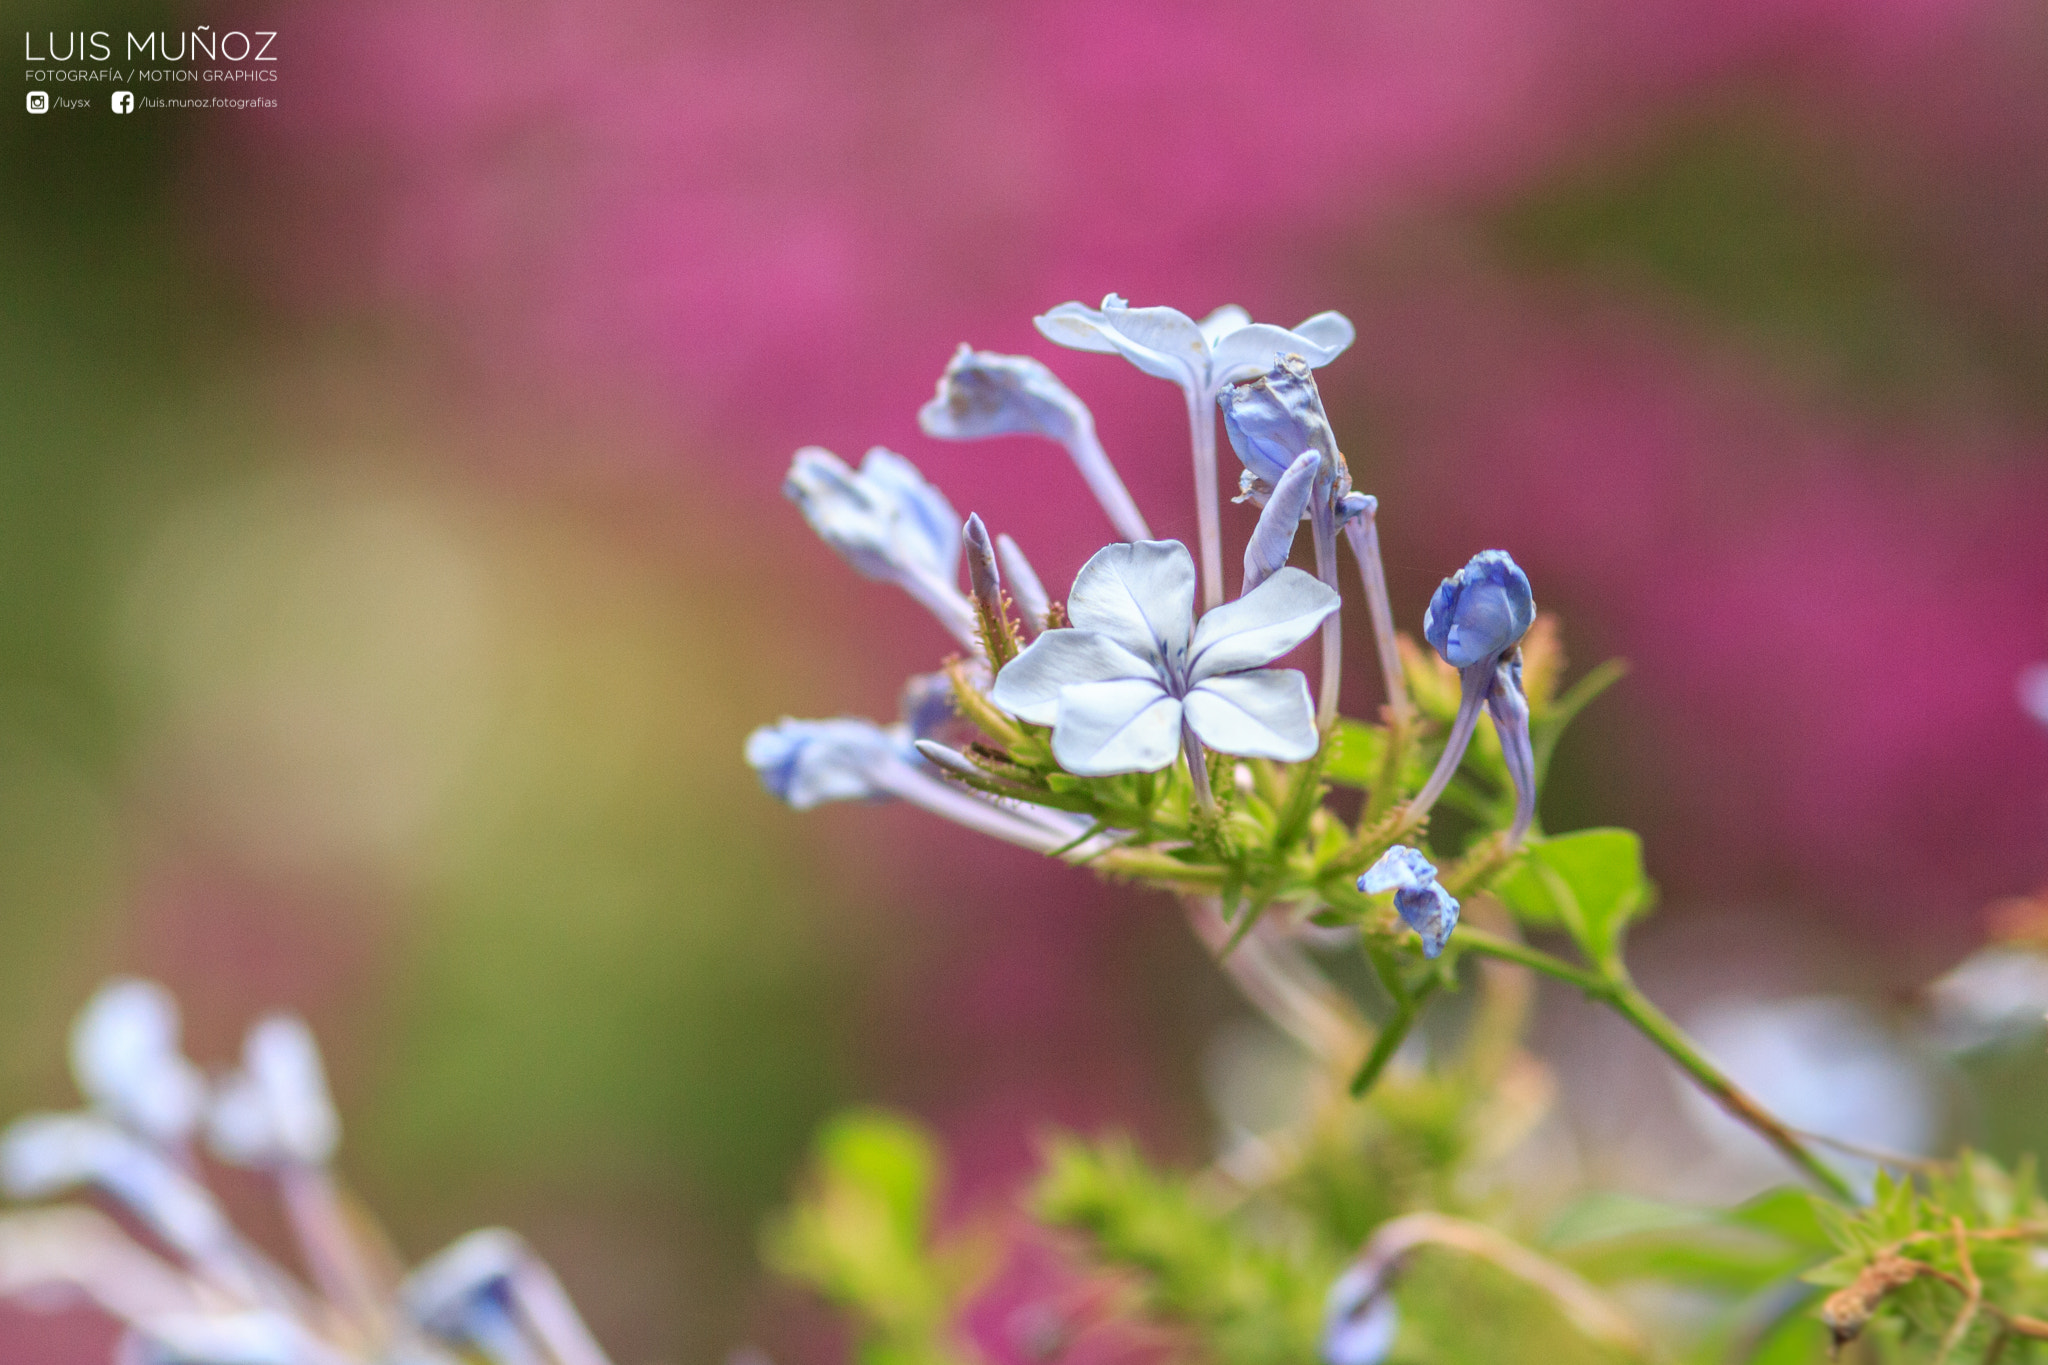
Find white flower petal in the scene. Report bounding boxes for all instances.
[1196,304,1252,350]
[1066,540,1196,666]
[990,629,1158,724]
[1184,670,1319,761]
[1208,323,1326,386]
[206,1018,338,1169]
[70,980,206,1147]
[1034,301,1124,355]
[1052,679,1182,775]
[1290,311,1357,358]
[1188,567,1339,680]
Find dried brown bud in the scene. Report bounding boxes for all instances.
[1820,1255,1923,1355]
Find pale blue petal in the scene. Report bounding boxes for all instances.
[745,718,902,809]
[1052,679,1181,774]
[1184,669,1319,761]
[1196,304,1252,350]
[858,447,961,581]
[990,628,1159,725]
[1325,1263,1399,1365]
[70,979,205,1147]
[784,446,961,587]
[1207,322,1322,386]
[1242,453,1321,596]
[1033,301,1123,355]
[1292,311,1357,359]
[1066,540,1196,668]
[1361,845,1436,894]
[1092,297,1211,387]
[918,345,1086,447]
[1188,567,1339,680]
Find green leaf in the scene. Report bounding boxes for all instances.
[1493,829,1655,961]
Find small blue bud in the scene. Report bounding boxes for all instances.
[1423,550,1534,670]
[1323,1261,1399,1365]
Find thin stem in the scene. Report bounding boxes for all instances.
[1185,895,1368,1064]
[278,1165,388,1337]
[1407,663,1490,822]
[1186,388,1224,614]
[1066,420,1153,542]
[1312,499,1342,730]
[1451,928,1857,1202]
[1183,721,1216,814]
[1342,511,1408,713]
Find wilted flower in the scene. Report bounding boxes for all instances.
[1359,845,1460,959]
[1410,551,1539,839]
[784,445,977,650]
[1035,295,1354,611]
[1218,354,1341,495]
[0,979,614,1365]
[989,540,1338,777]
[919,345,1151,543]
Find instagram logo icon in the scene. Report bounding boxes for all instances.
[26,91,49,113]
[110,91,134,114]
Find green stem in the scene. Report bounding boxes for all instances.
[1453,929,1858,1203]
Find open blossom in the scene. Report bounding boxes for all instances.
[1036,295,1355,611]
[1359,845,1460,959]
[0,980,613,1365]
[989,540,1338,775]
[1035,295,1354,399]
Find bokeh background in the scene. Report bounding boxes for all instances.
[5,0,2048,1359]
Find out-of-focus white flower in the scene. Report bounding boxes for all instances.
[1925,946,2048,1052]
[0,980,614,1365]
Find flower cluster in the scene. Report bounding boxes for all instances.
[750,292,1540,944]
[0,979,612,1365]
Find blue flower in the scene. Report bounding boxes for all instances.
[745,717,913,810]
[1423,550,1533,670]
[784,446,977,650]
[1035,295,1354,400]
[1324,1260,1400,1365]
[920,345,1153,544]
[1410,551,1539,840]
[1035,295,1354,612]
[1360,845,1460,958]
[989,540,1338,775]
[68,978,205,1149]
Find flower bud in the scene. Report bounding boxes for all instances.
[1423,550,1534,670]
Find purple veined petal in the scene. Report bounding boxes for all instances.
[1423,550,1534,669]
[1188,568,1339,681]
[1291,311,1358,360]
[1050,678,1182,775]
[1195,304,1252,351]
[70,979,206,1148]
[1183,669,1320,761]
[989,629,1160,726]
[1242,453,1321,597]
[1064,540,1197,668]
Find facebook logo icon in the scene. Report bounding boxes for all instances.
[110,91,134,114]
